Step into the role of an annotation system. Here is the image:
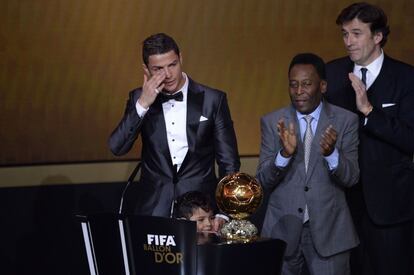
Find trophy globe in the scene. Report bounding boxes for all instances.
[215,172,263,242]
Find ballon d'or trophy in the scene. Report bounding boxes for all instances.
[216,172,263,242]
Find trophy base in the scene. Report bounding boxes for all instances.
[220,219,258,242]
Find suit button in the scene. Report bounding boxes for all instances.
[304,186,309,192]
[298,208,303,213]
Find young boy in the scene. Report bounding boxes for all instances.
[173,191,216,233]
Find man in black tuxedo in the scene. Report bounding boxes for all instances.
[109,33,240,223]
[325,3,414,275]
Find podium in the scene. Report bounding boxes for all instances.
[197,234,285,275]
[78,214,285,275]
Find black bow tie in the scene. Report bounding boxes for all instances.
[159,91,183,103]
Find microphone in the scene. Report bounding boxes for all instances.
[118,162,141,215]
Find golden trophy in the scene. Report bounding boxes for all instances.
[215,172,263,242]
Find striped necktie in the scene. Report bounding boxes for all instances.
[303,115,313,223]
[304,115,314,173]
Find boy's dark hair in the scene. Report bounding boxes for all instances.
[336,2,390,47]
[173,191,213,219]
[142,33,180,66]
[288,53,326,80]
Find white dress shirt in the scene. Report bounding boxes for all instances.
[136,73,189,171]
[353,50,384,90]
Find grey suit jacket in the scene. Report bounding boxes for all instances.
[109,77,240,217]
[256,102,359,257]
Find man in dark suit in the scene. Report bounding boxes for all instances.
[325,3,414,275]
[257,53,359,275]
[109,33,240,222]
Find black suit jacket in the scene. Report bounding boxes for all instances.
[326,55,414,225]
[109,77,240,217]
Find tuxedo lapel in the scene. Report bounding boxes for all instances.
[179,79,204,173]
[147,98,174,170]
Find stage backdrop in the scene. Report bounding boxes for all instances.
[1,0,413,165]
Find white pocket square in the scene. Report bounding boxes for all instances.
[382,103,396,108]
[199,116,208,122]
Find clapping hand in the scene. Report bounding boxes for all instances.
[277,118,297,157]
[348,73,373,116]
[320,125,337,156]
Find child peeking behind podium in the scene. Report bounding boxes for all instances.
[173,191,217,233]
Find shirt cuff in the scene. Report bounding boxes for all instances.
[215,214,229,221]
[275,150,291,168]
[135,100,149,118]
[324,148,339,170]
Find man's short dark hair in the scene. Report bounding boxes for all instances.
[142,33,180,66]
[336,2,390,47]
[173,191,213,219]
[288,53,326,80]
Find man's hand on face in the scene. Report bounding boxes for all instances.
[277,118,297,158]
[137,68,166,109]
[320,125,337,156]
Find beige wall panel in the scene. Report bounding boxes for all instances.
[1,0,413,166]
[0,157,259,187]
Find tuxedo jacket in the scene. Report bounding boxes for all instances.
[326,55,414,225]
[256,102,359,257]
[109,77,240,217]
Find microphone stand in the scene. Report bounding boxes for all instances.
[118,162,141,215]
[170,164,179,218]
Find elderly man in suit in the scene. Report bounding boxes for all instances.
[109,33,240,222]
[325,3,414,275]
[257,53,359,275]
